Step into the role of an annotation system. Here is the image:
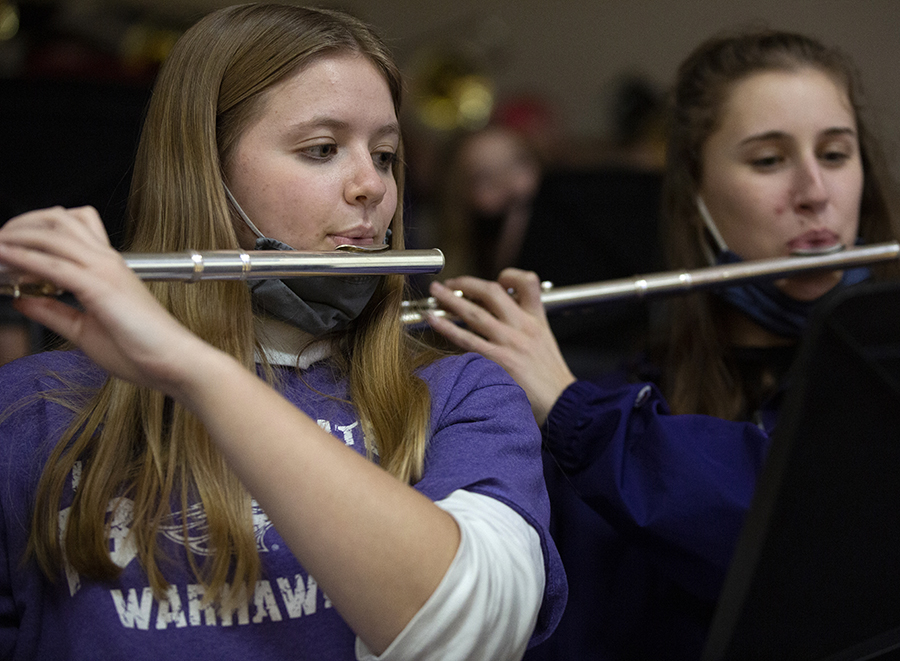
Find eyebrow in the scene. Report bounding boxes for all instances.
[739,126,857,146]
[287,117,401,140]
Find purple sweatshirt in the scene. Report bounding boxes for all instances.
[0,350,566,660]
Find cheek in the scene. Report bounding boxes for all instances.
[705,176,786,256]
[383,183,399,222]
[255,179,328,247]
[229,157,289,219]
[839,172,864,237]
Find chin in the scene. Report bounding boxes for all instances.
[777,271,844,301]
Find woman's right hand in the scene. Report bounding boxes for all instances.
[0,206,215,395]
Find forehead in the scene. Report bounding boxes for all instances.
[715,67,856,136]
[254,52,396,123]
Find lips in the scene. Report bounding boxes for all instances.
[787,229,840,252]
[328,222,380,247]
[330,234,377,247]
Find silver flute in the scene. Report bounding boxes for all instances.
[0,246,445,298]
[401,241,900,325]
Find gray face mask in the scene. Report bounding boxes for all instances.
[225,185,380,336]
[250,236,379,336]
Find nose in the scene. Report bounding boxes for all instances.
[345,150,387,207]
[792,156,829,216]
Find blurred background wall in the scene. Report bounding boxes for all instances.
[1,0,897,151]
[355,0,899,151]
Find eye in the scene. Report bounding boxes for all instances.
[373,150,396,172]
[749,154,783,170]
[820,149,852,166]
[302,143,338,160]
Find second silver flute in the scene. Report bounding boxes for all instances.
[402,241,900,325]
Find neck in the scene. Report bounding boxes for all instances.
[724,308,797,348]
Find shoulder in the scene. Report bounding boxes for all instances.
[418,352,521,399]
[414,354,568,648]
[414,352,540,498]
[0,350,102,403]
[0,351,104,449]
[418,352,535,432]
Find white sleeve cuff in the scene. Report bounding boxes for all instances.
[355,489,546,661]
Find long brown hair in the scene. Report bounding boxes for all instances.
[29,4,438,603]
[661,28,900,418]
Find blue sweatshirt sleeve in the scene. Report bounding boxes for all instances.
[543,377,770,599]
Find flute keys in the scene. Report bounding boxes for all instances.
[0,280,63,298]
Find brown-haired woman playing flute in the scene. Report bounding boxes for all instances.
[427,28,900,660]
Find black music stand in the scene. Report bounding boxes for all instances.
[702,281,900,661]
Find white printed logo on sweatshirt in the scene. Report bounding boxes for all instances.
[56,415,362,630]
[59,491,278,598]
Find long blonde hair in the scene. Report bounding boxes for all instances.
[29,4,438,602]
[660,28,900,419]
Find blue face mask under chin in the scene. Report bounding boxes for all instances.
[713,249,870,339]
[695,195,869,338]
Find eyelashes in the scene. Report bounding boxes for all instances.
[299,143,397,173]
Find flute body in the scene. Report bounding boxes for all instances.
[0,248,445,298]
[401,241,900,325]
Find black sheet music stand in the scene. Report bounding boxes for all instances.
[702,281,900,661]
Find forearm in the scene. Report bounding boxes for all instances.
[360,491,545,661]
[170,345,460,654]
[545,378,768,597]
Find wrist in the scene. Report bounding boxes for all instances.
[164,340,244,409]
[532,374,576,426]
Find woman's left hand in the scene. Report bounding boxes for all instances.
[426,268,576,425]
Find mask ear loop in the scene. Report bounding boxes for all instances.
[696,195,729,264]
[224,184,266,240]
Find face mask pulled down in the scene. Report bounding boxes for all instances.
[697,196,869,338]
[226,186,379,336]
